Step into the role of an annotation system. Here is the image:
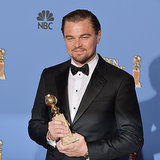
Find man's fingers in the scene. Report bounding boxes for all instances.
[48,125,69,134]
[49,124,68,130]
[57,133,88,157]
[57,140,74,152]
[48,127,69,138]
[48,119,70,140]
[50,119,66,125]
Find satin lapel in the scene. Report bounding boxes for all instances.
[73,56,108,124]
[55,61,72,125]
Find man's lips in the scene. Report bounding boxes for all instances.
[72,48,86,52]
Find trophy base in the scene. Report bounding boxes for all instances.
[0,74,5,80]
[54,114,79,146]
[135,82,141,88]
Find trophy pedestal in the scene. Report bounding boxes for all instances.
[133,56,141,88]
[0,63,5,80]
[0,49,5,80]
[133,69,141,88]
[0,75,5,80]
[54,114,79,146]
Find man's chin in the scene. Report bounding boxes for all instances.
[73,57,88,65]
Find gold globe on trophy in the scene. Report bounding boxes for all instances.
[133,56,141,88]
[45,94,79,146]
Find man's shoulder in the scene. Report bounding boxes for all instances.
[107,62,132,78]
[97,56,134,86]
[98,55,132,80]
[42,59,71,75]
[99,61,135,90]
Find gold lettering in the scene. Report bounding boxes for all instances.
[104,57,125,70]
[108,59,112,64]
[112,59,119,66]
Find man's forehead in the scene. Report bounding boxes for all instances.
[64,20,93,32]
[64,18,92,26]
[63,18,97,36]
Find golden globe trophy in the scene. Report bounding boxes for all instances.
[0,49,5,80]
[133,56,141,88]
[45,94,79,146]
[0,140,2,160]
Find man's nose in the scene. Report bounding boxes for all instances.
[75,39,82,48]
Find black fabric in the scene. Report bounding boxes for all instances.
[71,64,89,76]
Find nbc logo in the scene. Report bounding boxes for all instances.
[37,10,54,30]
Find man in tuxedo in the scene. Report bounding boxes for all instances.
[28,9,143,160]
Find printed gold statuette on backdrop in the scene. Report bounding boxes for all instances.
[45,94,79,146]
[0,140,2,160]
[0,49,5,80]
[133,56,141,88]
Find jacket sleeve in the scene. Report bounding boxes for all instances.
[28,70,54,151]
[87,75,144,160]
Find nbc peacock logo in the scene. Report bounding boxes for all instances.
[37,10,54,30]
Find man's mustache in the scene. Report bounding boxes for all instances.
[72,48,86,52]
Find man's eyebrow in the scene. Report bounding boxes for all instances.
[65,35,73,38]
[65,33,91,38]
[80,33,91,37]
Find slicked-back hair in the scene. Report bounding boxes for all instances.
[61,9,101,35]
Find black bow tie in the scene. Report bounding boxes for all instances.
[71,64,89,76]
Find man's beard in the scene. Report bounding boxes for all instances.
[71,49,96,65]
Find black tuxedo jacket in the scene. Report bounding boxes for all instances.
[28,55,143,160]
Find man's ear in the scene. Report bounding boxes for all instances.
[97,30,101,44]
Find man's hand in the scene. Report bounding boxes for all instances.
[56,133,88,157]
[48,118,69,141]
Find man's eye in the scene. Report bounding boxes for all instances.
[81,36,88,39]
[66,37,74,41]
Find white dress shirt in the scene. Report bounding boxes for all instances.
[68,54,99,122]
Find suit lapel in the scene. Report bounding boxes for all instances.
[55,60,72,125]
[73,56,108,124]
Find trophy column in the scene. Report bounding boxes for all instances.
[0,140,2,160]
[0,49,5,80]
[133,56,141,88]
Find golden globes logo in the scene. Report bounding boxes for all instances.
[0,49,5,80]
[37,10,54,30]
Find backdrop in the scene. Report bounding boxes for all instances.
[0,0,160,159]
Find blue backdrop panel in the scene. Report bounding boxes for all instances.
[0,0,160,159]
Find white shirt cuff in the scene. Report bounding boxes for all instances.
[46,132,56,148]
